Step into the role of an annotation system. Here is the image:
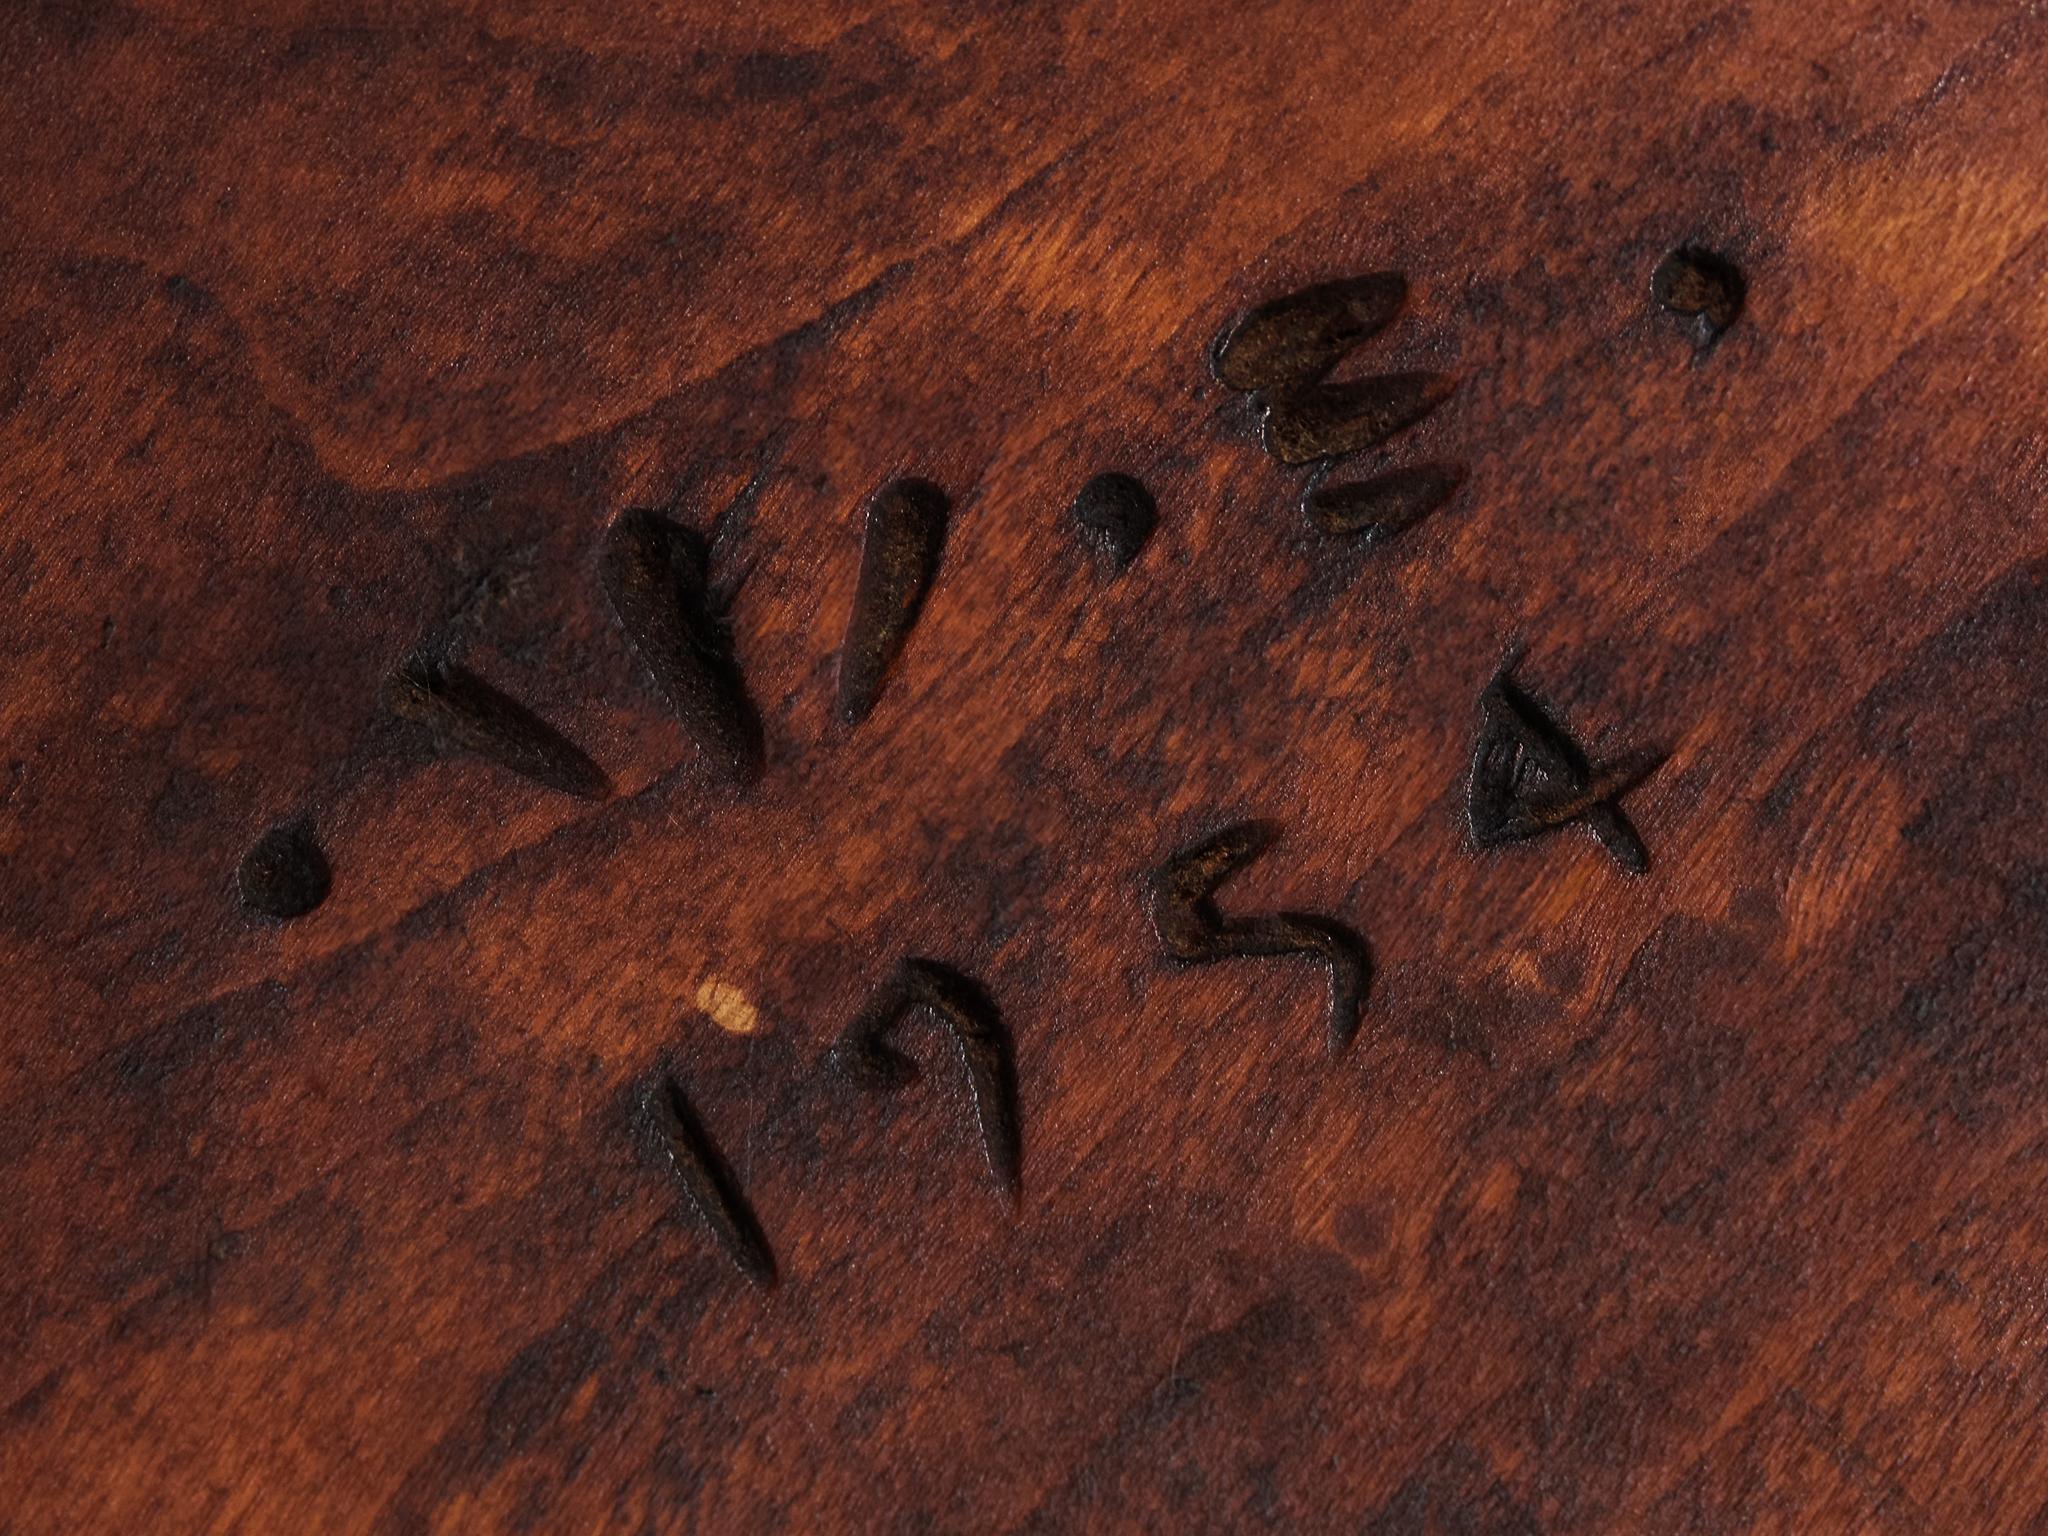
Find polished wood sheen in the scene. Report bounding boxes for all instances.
[6,2,2048,1531]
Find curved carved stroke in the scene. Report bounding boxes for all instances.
[1147,821,1369,1054]
[1210,272,1406,390]
[831,957,1020,1204]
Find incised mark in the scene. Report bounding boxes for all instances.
[831,957,1020,1204]
[1148,821,1368,1053]
[1467,663,1659,873]
[1259,371,1454,466]
[1303,462,1464,542]
[837,479,949,725]
[1211,272,1455,475]
[1651,244,1744,349]
[646,1073,776,1288]
[1068,472,1157,571]
[383,654,609,801]
[1210,273,1406,390]
[237,819,331,920]
[599,508,763,788]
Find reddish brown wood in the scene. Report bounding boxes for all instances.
[7,2,2048,1530]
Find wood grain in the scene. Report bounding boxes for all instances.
[6,1,2048,1530]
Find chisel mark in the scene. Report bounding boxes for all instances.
[237,819,331,921]
[646,1072,776,1288]
[599,508,763,787]
[832,957,1020,1205]
[1303,462,1464,542]
[836,479,949,726]
[1148,821,1368,1053]
[1069,472,1157,571]
[1211,273,1407,391]
[1468,664,1659,873]
[383,655,609,801]
[1259,372,1453,465]
[1651,244,1744,350]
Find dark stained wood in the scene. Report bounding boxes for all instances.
[7,1,2048,1530]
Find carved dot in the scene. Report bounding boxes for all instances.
[1068,472,1156,570]
[237,821,331,920]
[1650,244,1744,346]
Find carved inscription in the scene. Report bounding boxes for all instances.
[1213,272,1459,544]
[238,242,1698,1294]
[837,479,949,726]
[1467,665,1659,874]
[600,508,763,787]
[832,958,1021,1204]
[1149,821,1369,1054]
[383,654,609,801]
[647,1073,777,1288]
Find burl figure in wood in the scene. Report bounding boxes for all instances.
[6,2,2048,1532]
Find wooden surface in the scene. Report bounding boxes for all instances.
[7,2,2048,1530]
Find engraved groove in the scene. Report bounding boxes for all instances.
[1210,273,1406,390]
[831,957,1020,1204]
[836,478,949,725]
[383,655,610,801]
[646,1073,776,1288]
[1068,471,1156,570]
[1467,665,1658,873]
[1303,462,1464,541]
[1259,371,1454,465]
[599,508,763,787]
[1147,821,1369,1053]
